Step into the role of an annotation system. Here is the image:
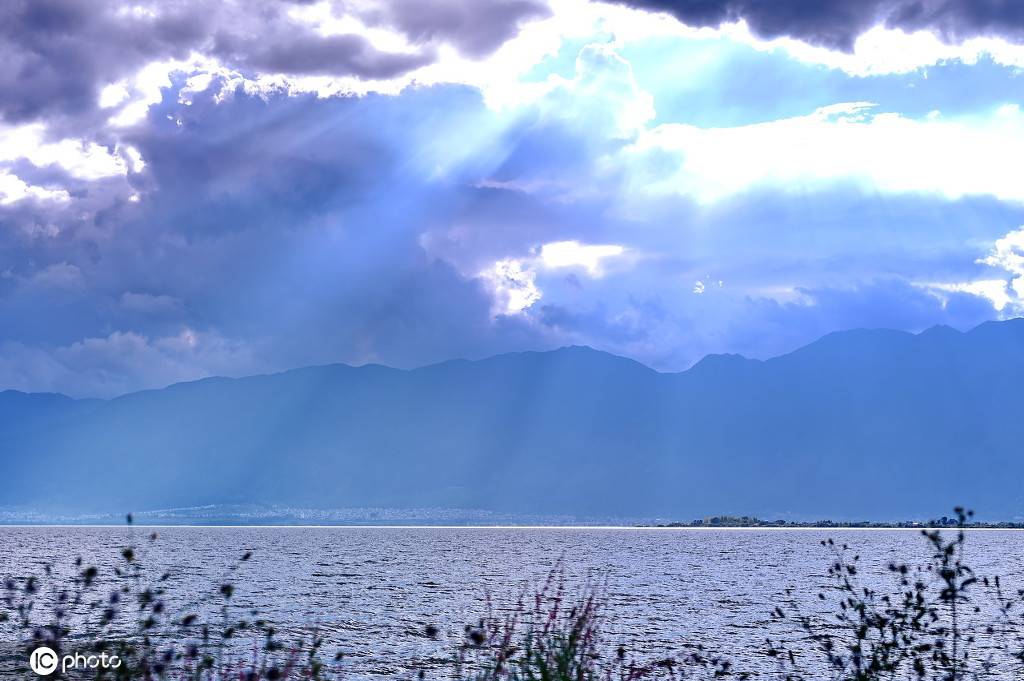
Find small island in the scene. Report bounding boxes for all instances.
[652,514,1024,528]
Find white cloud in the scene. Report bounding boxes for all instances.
[550,43,655,138]
[926,279,1014,311]
[103,53,269,128]
[109,57,204,127]
[624,103,1024,204]
[123,145,146,173]
[481,258,542,314]
[479,240,627,315]
[99,82,131,109]
[0,123,130,180]
[920,227,1024,314]
[539,240,625,275]
[0,170,70,205]
[979,227,1024,304]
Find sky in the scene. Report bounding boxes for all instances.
[1,0,1024,398]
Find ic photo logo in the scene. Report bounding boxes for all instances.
[28,647,58,675]
[29,646,122,676]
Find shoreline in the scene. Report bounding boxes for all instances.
[1,523,1023,530]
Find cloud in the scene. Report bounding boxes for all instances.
[479,240,627,314]
[589,0,1024,78]
[547,43,656,138]
[930,226,1024,314]
[0,80,562,394]
[925,279,1014,310]
[0,0,548,131]
[0,122,135,180]
[0,170,69,204]
[120,291,182,314]
[610,0,1024,52]
[210,24,435,80]
[624,103,1024,203]
[539,241,626,276]
[0,329,260,399]
[28,262,82,288]
[743,24,1024,77]
[356,0,552,58]
[537,301,651,344]
[979,226,1024,295]
[2,14,1023,397]
[482,258,542,314]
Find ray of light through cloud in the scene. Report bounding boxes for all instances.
[1,0,1023,395]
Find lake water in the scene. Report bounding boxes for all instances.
[2,527,1023,678]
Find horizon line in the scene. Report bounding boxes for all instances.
[2,524,1023,531]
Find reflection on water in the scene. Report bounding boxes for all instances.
[2,527,1023,678]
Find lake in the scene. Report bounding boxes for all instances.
[2,527,1023,678]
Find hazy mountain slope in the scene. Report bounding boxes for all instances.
[2,320,1023,519]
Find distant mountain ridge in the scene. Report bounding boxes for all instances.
[3,319,1024,520]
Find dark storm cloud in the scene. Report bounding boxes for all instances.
[0,0,547,128]
[215,32,436,79]
[358,0,552,58]
[891,1,1024,44]
[611,0,1024,51]
[0,0,201,126]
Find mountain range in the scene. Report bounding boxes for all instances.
[2,318,1024,521]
